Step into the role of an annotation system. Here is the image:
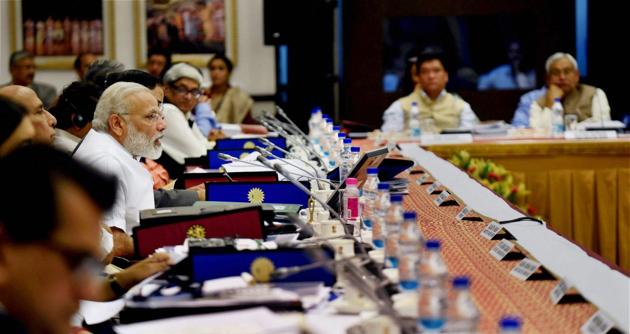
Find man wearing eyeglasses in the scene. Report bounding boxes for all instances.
[528,52,611,130]
[159,63,213,179]
[0,145,115,334]
[74,82,166,258]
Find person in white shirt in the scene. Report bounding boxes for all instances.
[49,81,101,154]
[158,63,212,178]
[529,52,610,130]
[74,82,166,258]
[381,46,478,133]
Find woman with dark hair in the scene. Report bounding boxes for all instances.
[206,54,256,124]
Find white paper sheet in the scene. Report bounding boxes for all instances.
[114,307,300,334]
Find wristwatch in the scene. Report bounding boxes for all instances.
[107,274,126,298]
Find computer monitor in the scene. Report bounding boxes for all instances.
[326,146,389,211]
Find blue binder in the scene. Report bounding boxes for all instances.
[205,181,310,207]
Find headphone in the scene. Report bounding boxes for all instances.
[65,98,90,128]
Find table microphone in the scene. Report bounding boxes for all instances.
[253,146,319,178]
[273,106,312,143]
[256,155,354,235]
[258,137,296,159]
[258,116,329,173]
[217,152,273,170]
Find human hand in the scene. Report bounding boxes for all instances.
[116,253,171,289]
[208,128,225,141]
[240,124,268,134]
[187,183,206,201]
[545,84,564,108]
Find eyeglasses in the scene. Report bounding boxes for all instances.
[42,241,103,281]
[549,68,576,77]
[118,110,165,123]
[170,84,202,99]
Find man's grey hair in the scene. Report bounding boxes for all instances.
[9,50,33,68]
[92,82,150,132]
[545,52,578,73]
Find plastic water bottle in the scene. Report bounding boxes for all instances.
[308,107,322,142]
[384,195,404,268]
[343,178,361,220]
[398,211,423,291]
[499,316,522,334]
[334,133,347,167]
[339,138,353,182]
[409,101,421,138]
[350,146,361,164]
[360,167,380,230]
[551,98,564,135]
[420,240,448,289]
[447,276,480,333]
[372,182,390,249]
[418,280,447,332]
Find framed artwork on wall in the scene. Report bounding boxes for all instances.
[8,0,115,69]
[135,0,237,69]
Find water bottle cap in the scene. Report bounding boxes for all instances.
[377,183,390,190]
[452,276,470,288]
[345,177,358,186]
[351,146,361,152]
[426,239,441,250]
[326,119,333,124]
[411,101,418,106]
[337,133,346,139]
[390,195,403,202]
[333,125,341,131]
[554,97,562,102]
[367,167,379,174]
[343,138,352,144]
[499,316,521,329]
[311,107,321,114]
[403,211,416,220]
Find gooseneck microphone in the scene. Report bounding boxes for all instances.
[217,153,274,171]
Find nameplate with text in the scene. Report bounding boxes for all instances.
[480,221,503,240]
[426,181,441,194]
[420,134,473,145]
[550,278,571,304]
[564,131,618,140]
[490,239,514,260]
[416,174,429,185]
[580,310,615,334]
[455,206,471,221]
[433,190,450,206]
[510,258,541,281]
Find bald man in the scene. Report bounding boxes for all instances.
[0,85,57,144]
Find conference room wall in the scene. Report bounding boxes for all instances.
[0,0,276,96]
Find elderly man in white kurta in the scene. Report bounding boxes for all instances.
[74,82,166,257]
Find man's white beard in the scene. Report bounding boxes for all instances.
[123,123,163,160]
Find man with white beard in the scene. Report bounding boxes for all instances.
[74,82,166,258]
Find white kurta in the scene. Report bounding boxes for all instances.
[52,128,81,155]
[161,103,211,164]
[74,129,154,233]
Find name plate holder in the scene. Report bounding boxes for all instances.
[550,278,587,304]
[580,310,619,334]
[510,257,555,281]
[426,181,441,194]
[432,190,459,207]
[416,173,430,185]
[489,239,524,261]
[480,221,516,240]
[455,206,484,222]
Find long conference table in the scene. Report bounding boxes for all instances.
[422,135,630,272]
[395,142,629,333]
